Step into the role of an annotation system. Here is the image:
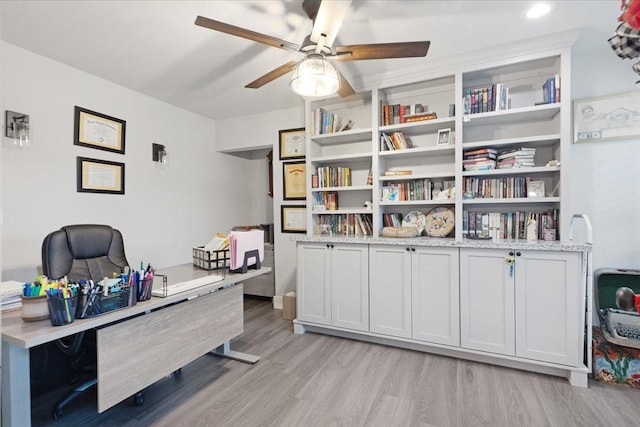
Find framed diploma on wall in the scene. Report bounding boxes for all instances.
[281,205,307,233]
[283,161,306,200]
[77,157,125,194]
[74,106,126,154]
[279,127,305,160]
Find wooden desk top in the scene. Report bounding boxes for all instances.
[1,264,271,349]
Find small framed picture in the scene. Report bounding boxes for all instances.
[281,205,307,233]
[279,127,306,160]
[283,161,306,200]
[527,180,546,198]
[74,106,126,154]
[437,128,451,145]
[76,157,125,194]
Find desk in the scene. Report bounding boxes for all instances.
[1,264,271,427]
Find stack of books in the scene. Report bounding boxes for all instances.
[380,131,413,150]
[497,147,536,169]
[463,148,497,171]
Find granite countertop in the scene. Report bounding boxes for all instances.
[293,235,592,252]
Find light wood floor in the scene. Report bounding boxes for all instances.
[31,297,640,426]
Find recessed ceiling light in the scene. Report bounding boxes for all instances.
[526,2,552,19]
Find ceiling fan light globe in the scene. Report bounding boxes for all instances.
[290,55,340,97]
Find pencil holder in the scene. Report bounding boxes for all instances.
[46,294,78,326]
[137,276,154,301]
[21,295,49,322]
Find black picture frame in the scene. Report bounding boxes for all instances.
[76,156,125,194]
[283,161,306,200]
[279,127,306,160]
[281,205,307,233]
[74,106,126,154]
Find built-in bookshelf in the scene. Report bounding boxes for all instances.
[303,49,570,240]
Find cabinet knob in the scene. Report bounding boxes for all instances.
[516,251,521,257]
[411,248,416,252]
[330,244,335,249]
[406,247,411,251]
[326,244,331,248]
[508,251,515,256]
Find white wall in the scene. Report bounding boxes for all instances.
[216,107,305,307]
[570,43,640,270]
[0,42,258,280]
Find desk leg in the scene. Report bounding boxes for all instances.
[210,340,260,364]
[2,341,31,427]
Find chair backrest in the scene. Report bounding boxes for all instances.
[41,224,129,282]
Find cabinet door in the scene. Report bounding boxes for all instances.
[515,251,583,366]
[370,245,412,338]
[412,247,460,346]
[331,244,369,331]
[460,248,515,355]
[297,243,331,325]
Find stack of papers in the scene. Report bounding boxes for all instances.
[1,280,24,311]
[229,230,264,270]
[203,232,230,252]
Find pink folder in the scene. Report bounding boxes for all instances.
[229,230,264,270]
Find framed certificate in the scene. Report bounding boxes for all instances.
[283,161,306,200]
[74,106,126,154]
[281,205,307,233]
[76,157,125,194]
[279,127,305,160]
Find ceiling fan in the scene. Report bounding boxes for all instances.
[195,0,430,98]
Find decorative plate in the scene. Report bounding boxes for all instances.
[424,207,455,237]
[402,210,427,235]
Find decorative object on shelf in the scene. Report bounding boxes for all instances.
[573,91,640,143]
[437,128,451,145]
[526,215,538,241]
[381,226,419,238]
[527,180,546,198]
[4,110,30,149]
[152,143,168,168]
[279,127,306,160]
[402,210,427,235]
[74,106,126,154]
[281,205,307,233]
[76,156,125,195]
[424,207,455,237]
[283,161,306,200]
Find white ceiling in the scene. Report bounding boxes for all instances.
[0,1,621,121]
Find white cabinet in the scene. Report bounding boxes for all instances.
[460,248,583,366]
[369,245,412,338]
[411,246,460,346]
[369,244,459,345]
[297,242,369,331]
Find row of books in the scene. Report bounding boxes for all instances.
[316,213,373,236]
[541,75,561,104]
[382,212,404,227]
[380,102,437,126]
[382,179,454,202]
[463,176,547,199]
[380,131,413,151]
[312,166,352,188]
[462,210,558,240]
[314,191,338,211]
[463,83,509,115]
[463,147,538,171]
[310,108,353,135]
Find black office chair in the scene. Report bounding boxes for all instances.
[41,224,142,419]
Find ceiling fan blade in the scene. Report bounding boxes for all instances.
[333,41,430,61]
[337,69,355,98]
[245,61,298,89]
[310,0,351,48]
[195,16,301,54]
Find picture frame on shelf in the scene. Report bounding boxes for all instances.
[283,161,306,200]
[527,180,545,198]
[281,205,307,233]
[437,128,451,145]
[573,91,640,143]
[279,127,306,160]
[76,156,125,194]
[74,106,126,154]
